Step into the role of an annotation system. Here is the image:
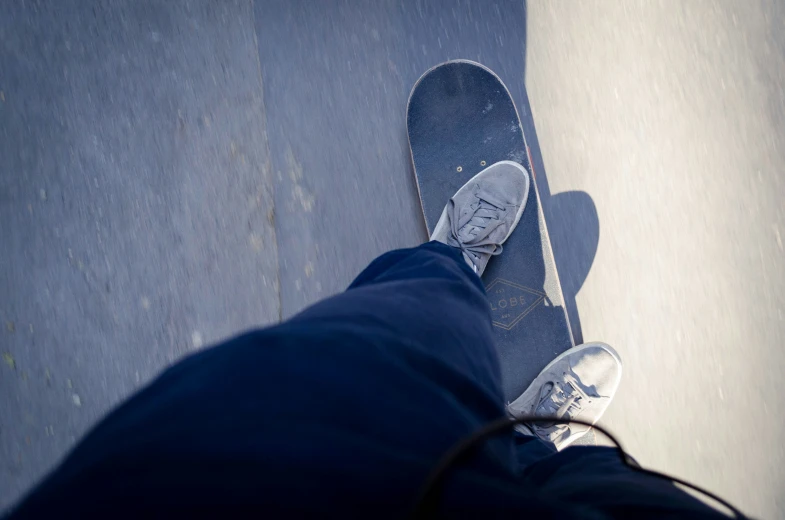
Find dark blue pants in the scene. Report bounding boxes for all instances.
[8,242,722,518]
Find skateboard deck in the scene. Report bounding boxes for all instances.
[407,60,574,401]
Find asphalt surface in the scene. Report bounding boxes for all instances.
[1,0,783,517]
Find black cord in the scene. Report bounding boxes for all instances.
[413,416,749,519]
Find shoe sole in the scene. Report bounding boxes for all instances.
[431,160,530,246]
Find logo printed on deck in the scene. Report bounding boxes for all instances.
[485,278,544,330]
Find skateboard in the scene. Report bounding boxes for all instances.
[407,60,574,400]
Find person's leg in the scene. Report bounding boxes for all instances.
[519,445,727,517]
[8,156,730,518]
[7,162,539,518]
[282,160,533,474]
[294,241,500,406]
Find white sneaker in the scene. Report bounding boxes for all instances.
[507,342,622,451]
[430,161,529,276]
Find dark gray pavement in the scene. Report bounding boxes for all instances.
[1,0,280,507]
[252,0,538,317]
[2,0,783,517]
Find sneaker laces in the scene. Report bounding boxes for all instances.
[529,373,588,443]
[447,186,507,272]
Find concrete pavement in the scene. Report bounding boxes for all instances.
[2,0,783,517]
[526,1,785,517]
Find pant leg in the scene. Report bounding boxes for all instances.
[287,241,517,472]
[7,241,532,518]
[515,431,557,467]
[521,445,728,518]
[323,243,728,517]
[8,241,728,518]
[294,240,503,408]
